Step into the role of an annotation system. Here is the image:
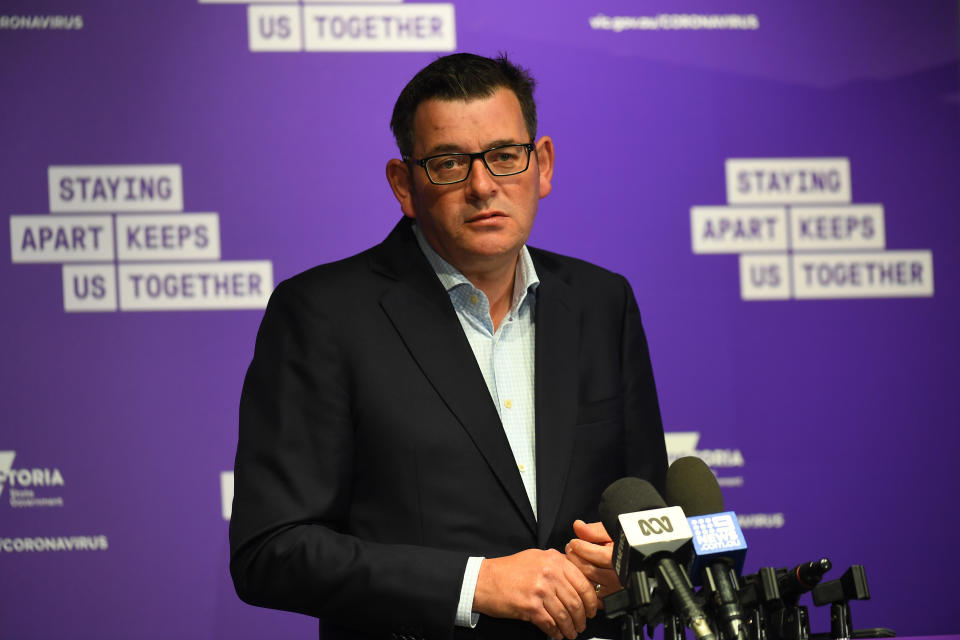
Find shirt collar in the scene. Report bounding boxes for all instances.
[411,222,540,311]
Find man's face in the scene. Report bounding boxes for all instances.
[387,87,554,276]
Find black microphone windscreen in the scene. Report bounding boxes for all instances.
[598,477,665,539]
[665,456,724,516]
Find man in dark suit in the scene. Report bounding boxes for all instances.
[230,53,667,640]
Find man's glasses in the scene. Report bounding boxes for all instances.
[404,143,536,185]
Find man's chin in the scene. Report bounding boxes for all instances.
[462,243,526,267]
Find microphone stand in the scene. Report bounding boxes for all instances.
[739,567,780,640]
[602,568,695,640]
[603,570,654,640]
[809,565,895,640]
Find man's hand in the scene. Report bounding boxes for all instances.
[473,548,599,640]
[565,519,622,604]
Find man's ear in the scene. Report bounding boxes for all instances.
[386,158,416,218]
[535,136,555,198]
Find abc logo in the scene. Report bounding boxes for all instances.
[637,516,674,536]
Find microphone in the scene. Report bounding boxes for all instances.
[599,477,716,640]
[598,477,672,586]
[778,559,832,606]
[666,457,748,640]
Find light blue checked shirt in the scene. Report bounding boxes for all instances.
[412,224,539,628]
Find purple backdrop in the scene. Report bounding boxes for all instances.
[2,1,958,638]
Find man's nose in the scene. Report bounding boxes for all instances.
[465,156,497,200]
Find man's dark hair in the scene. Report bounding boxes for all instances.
[390,52,538,158]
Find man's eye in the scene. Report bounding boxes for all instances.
[488,148,521,165]
[433,156,466,171]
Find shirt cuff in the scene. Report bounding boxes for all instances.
[455,556,484,628]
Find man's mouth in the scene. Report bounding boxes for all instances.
[466,212,506,223]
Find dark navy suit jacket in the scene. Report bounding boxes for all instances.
[230,218,667,640]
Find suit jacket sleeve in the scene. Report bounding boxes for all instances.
[229,279,468,639]
[620,274,668,494]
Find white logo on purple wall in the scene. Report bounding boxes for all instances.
[220,470,234,521]
[199,0,457,53]
[0,535,109,554]
[690,158,934,301]
[664,431,744,486]
[588,13,759,33]
[8,164,275,313]
[0,450,66,508]
[664,434,785,530]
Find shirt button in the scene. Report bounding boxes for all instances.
[504,399,513,409]
[469,294,479,305]
[518,464,526,472]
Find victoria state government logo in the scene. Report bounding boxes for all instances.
[0,451,66,508]
[664,433,786,530]
[664,431,744,487]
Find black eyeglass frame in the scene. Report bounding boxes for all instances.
[404,142,537,185]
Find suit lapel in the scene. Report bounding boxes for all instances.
[532,257,580,548]
[372,220,538,535]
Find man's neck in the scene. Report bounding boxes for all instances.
[460,256,519,332]
[410,222,525,332]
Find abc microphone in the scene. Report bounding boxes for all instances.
[666,457,748,640]
[599,477,716,640]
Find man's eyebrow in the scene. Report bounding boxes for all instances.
[484,138,522,149]
[422,138,524,156]
[423,143,465,155]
